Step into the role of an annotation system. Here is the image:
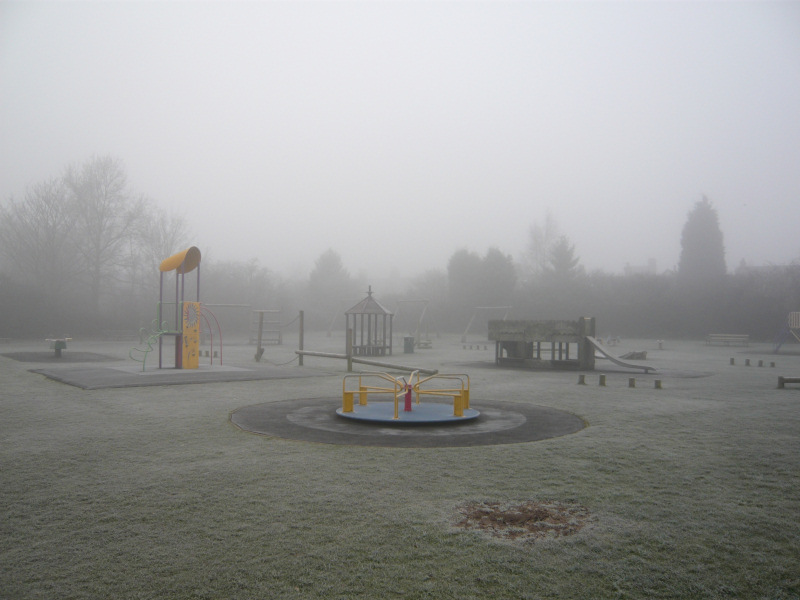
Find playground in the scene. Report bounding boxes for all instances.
[1,329,799,599]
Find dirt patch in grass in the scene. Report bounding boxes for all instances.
[454,500,592,543]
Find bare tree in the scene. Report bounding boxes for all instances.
[64,155,147,310]
[0,177,79,298]
[139,207,193,272]
[522,211,561,278]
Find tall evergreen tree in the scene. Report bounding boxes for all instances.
[447,248,483,309]
[545,235,581,280]
[306,249,358,329]
[480,247,517,306]
[677,196,726,287]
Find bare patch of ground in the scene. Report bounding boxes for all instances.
[454,500,592,543]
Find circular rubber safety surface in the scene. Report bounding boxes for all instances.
[230,397,587,448]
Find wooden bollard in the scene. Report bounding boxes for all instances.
[771,362,776,368]
[730,358,735,365]
[745,358,750,366]
[628,377,636,388]
[599,374,606,387]
[758,360,764,367]
[655,380,662,389]
[578,374,586,385]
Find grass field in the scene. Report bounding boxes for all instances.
[1,335,799,599]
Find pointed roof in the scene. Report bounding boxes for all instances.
[345,286,393,316]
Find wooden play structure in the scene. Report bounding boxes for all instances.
[489,317,596,370]
[773,312,800,353]
[488,317,656,372]
[345,286,393,357]
[295,290,436,374]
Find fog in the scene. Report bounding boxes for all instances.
[2,1,799,279]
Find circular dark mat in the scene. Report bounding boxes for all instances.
[230,397,587,448]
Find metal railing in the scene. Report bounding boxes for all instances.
[341,372,470,419]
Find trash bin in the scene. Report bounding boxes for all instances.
[403,336,415,354]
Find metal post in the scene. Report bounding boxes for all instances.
[298,310,304,366]
[346,328,353,372]
[159,272,164,369]
[255,311,265,362]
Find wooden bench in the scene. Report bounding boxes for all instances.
[706,334,749,346]
[46,337,72,358]
[777,376,800,389]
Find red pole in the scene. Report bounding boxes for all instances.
[404,384,412,412]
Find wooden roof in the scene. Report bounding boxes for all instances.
[345,287,393,316]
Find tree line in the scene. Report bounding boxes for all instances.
[1,157,798,342]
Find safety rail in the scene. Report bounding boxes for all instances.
[342,372,409,418]
[200,305,223,365]
[129,302,223,371]
[414,374,470,417]
[129,319,169,371]
[341,372,470,419]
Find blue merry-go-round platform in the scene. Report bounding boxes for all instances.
[336,401,480,424]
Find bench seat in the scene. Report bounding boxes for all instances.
[706,334,749,346]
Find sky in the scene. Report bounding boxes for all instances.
[1,1,799,281]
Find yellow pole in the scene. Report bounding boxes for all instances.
[453,393,464,417]
[343,391,354,412]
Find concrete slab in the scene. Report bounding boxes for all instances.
[29,363,329,390]
[1,351,117,364]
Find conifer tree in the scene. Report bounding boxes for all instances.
[677,196,727,287]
